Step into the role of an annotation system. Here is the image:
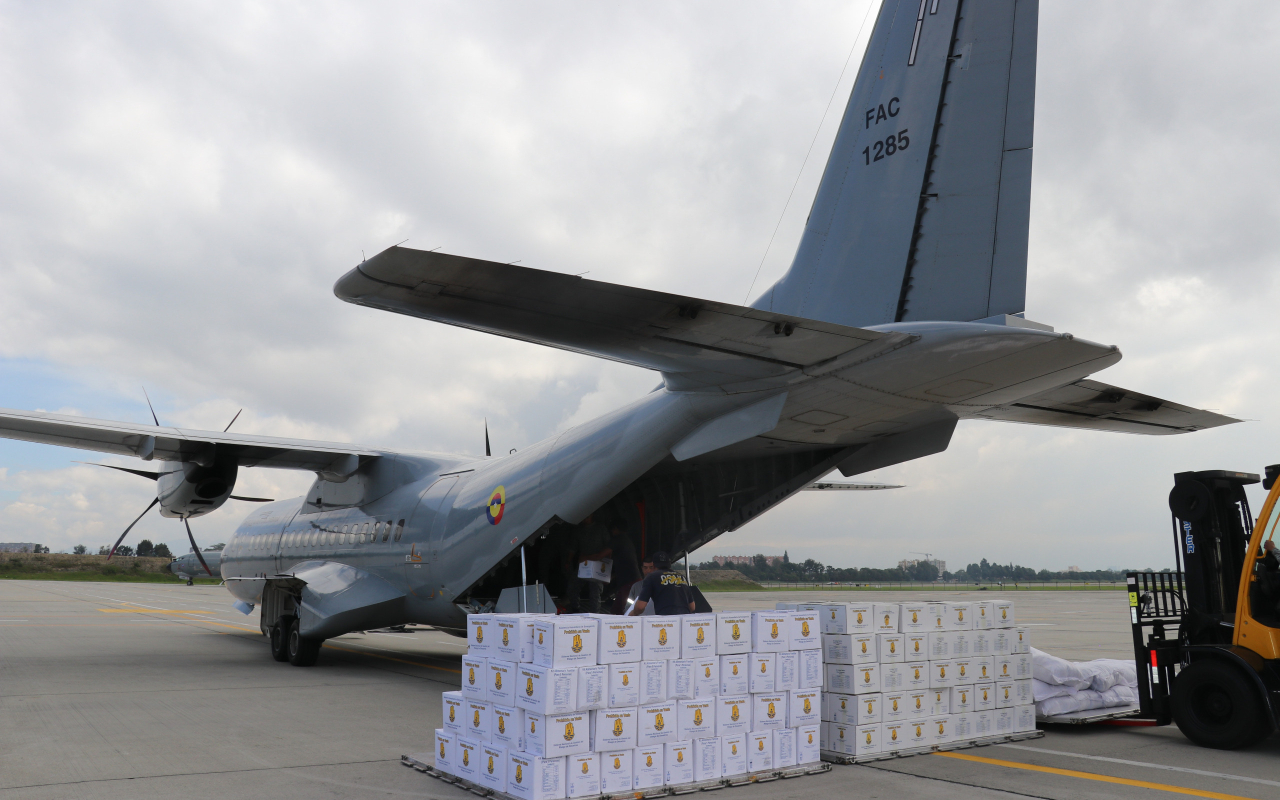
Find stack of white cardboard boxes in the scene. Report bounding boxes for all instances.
[434,610,825,799]
[809,599,1035,758]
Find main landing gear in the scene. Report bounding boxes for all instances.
[268,616,323,666]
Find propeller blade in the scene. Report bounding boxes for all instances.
[183,517,214,576]
[107,496,160,560]
[142,386,160,426]
[224,409,242,432]
[230,495,274,503]
[485,418,491,457]
[75,461,160,481]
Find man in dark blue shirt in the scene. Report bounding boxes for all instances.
[629,551,695,616]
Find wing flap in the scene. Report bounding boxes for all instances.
[334,246,888,389]
[973,380,1238,434]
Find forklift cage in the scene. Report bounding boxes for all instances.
[1127,569,1186,724]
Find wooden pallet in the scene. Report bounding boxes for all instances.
[819,728,1045,765]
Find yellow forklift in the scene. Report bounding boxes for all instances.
[1129,468,1280,749]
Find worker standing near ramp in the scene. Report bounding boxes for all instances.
[628,550,695,616]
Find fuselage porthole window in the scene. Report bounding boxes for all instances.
[361,522,371,542]
[394,519,405,542]
[381,522,390,543]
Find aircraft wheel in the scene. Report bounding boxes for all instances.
[269,619,292,662]
[186,579,193,586]
[287,618,322,667]
[1172,659,1269,749]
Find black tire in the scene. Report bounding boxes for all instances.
[269,620,291,662]
[186,579,193,586]
[287,618,322,667]
[1172,659,1269,749]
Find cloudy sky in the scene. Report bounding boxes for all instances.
[0,1,1277,572]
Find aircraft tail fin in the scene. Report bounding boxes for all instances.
[756,0,1039,328]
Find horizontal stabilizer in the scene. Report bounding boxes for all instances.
[803,481,904,491]
[973,380,1238,435]
[334,247,893,391]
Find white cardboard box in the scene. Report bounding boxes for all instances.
[990,630,1013,656]
[822,633,853,664]
[788,610,822,650]
[677,697,716,741]
[488,659,517,706]
[971,629,992,656]
[974,602,996,630]
[969,656,995,683]
[775,651,799,693]
[467,614,495,657]
[789,689,821,727]
[874,603,900,634]
[525,711,590,757]
[951,631,973,658]
[668,659,694,701]
[443,691,465,735]
[928,714,954,745]
[903,662,929,691]
[855,692,882,725]
[720,654,749,695]
[435,729,455,775]
[1014,678,1033,706]
[576,664,607,711]
[882,721,907,751]
[904,633,928,663]
[797,723,821,764]
[853,663,881,695]
[799,649,824,689]
[826,721,854,755]
[1014,652,1032,679]
[749,652,776,693]
[633,745,664,789]
[608,663,640,708]
[994,656,1015,682]
[1014,704,1037,732]
[822,602,874,634]
[877,633,906,663]
[494,614,537,662]
[882,692,908,723]
[693,736,721,782]
[639,660,668,705]
[953,711,974,741]
[516,664,578,715]
[825,691,854,724]
[950,685,974,715]
[972,710,995,738]
[930,660,956,689]
[641,617,681,661]
[577,559,612,582]
[506,752,564,800]
[715,613,753,655]
[773,727,797,768]
[928,688,950,716]
[880,663,907,692]
[926,632,951,660]
[533,618,599,668]
[462,655,488,701]
[905,690,929,719]
[693,656,719,698]
[993,601,1015,628]
[751,693,788,731]
[478,742,508,794]
[904,718,930,749]
[851,633,878,664]
[455,736,481,782]
[715,694,750,737]
[465,699,491,742]
[995,707,1016,735]
[995,681,1016,709]
[721,734,747,777]
[824,664,856,693]
[599,749,633,794]
[637,701,677,746]
[747,730,773,772]
[590,706,638,751]
[951,658,977,686]
[898,603,928,633]
[925,603,947,633]
[566,752,599,799]
[665,740,694,786]
[594,617,641,664]
[491,704,525,752]
[854,722,881,756]
[1014,627,1030,654]
[946,603,975,631]
[974,682,995,712]
[751,611,792,653]
[681,614,717,659]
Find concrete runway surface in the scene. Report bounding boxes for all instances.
[1,581,1277,800]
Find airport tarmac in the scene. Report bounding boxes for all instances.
[1,580,1276,800]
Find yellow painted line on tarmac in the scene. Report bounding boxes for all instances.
[934,752,1259,800]
[321,642,462,674]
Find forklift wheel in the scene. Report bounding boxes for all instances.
[1171,659,1269,749]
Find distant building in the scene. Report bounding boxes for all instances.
[712,555,784,567]
[0,543,40,553]
[898,558,946,574]
[1067,565,1082,573]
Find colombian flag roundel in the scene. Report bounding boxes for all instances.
[486,485,506,525]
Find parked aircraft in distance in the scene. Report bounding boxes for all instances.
[0,0,1233,665]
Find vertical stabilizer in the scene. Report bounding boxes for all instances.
[755,0,1038,327]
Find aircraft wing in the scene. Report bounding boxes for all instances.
[0,407,381,475]
[334,246,903,390]
[972,380,1237,435]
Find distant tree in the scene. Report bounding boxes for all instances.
[135,540,155,558]
[782,551,790,564]
[97,546,110,555]
[73,545,87,555]
[153,543,173,559]
[31,544,49,553]
[114,545,135,557]
[205,543,226,552]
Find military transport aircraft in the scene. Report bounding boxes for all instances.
[0,0,1234,665]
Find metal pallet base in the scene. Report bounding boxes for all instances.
[1037,704,1141,725]
[401,753,830,798]
[820,728,1044,765]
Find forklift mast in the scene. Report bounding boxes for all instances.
[1167,470,1258,645]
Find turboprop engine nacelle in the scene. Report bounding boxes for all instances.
[156,457,237,518]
